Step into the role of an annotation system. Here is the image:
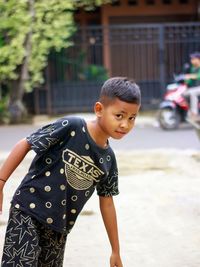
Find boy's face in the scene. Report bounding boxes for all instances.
[95,98,140,140]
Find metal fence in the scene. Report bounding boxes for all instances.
[28,22,200,114]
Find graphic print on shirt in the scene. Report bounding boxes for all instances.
[28,124,60,152]
[62,149,104,190]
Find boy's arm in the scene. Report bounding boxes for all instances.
[99,196,123,267]
[0,138,31,213]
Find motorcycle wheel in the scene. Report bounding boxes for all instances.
[158,108,181,130]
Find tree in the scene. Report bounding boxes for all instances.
[0,0,110,123]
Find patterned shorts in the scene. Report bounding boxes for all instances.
[1,206,67,267]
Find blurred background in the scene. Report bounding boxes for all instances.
[0,0,200,122]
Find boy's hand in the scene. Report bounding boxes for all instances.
[110,252,123,267]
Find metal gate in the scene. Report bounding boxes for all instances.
[30,22,200,114]
[108,22,200,106]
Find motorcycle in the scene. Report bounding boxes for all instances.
[158,74,189,130]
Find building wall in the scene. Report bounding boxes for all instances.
[74,1,198,75]
[75,0,198,26]
[102,0,197,25]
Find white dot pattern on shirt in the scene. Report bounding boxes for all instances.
[60,168,64,174]
[71,131,76,136]
[85,144,90,150]
[16,190,21,195]
[71,209,76,214]
[61,199,66,206]
[85,191,90,197]
[60,185,66,191]
[47,218,53,224]
[69,221,75,226]
[30,187,35,193]
[99,158,104,164]
[30,203,36,209]
[15,204,20,209]
[46,158,52,164]
[107,155,111,161]
[45,202,52,208]
[62,120,68,126]
[71,195,78,201]
[45,171,51,177]
[44,186,51,192]
[82,127,86,132]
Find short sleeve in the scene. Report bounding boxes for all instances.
[96,156,119,197]
[26,117,70,154]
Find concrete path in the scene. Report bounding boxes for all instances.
[0,149,200,267]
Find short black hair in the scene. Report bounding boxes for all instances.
[99,77,141,105]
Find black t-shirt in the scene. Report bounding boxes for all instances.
[12,116,119,234]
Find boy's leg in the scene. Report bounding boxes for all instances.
[1,206,67,267]
[1,206,41,266]
[37,225,67,267]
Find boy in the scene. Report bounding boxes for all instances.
[0,77,141,266]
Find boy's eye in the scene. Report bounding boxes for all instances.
[129,116,136,121]
[115,114,123,119]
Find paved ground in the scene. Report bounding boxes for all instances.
[0,115,200,266]
[0,113,199,151]
[0,113,155,151]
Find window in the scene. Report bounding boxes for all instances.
[179,0,189,3]
[111,0,120,6]
[146,0,155,4]
[128,0,138,5]
[162,0,172,4]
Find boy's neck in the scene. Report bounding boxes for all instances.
[86,119,109,149]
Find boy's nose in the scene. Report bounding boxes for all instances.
[120,120,129,129]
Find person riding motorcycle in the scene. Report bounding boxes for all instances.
[185,52,200,87]
[184,52,200,121]
[158,52,200,130]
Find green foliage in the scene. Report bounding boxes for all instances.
[82,64,108,81]
[0,96,9,124]
[75,51,108,81]
[0,0,28,80]
[0,0,75,90]
[73,0,110,10]
[53,50,108,81]
[0,0,109,94]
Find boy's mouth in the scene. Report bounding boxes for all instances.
[115,130,127,136]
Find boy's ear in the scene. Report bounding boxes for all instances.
[94,102,103,117]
